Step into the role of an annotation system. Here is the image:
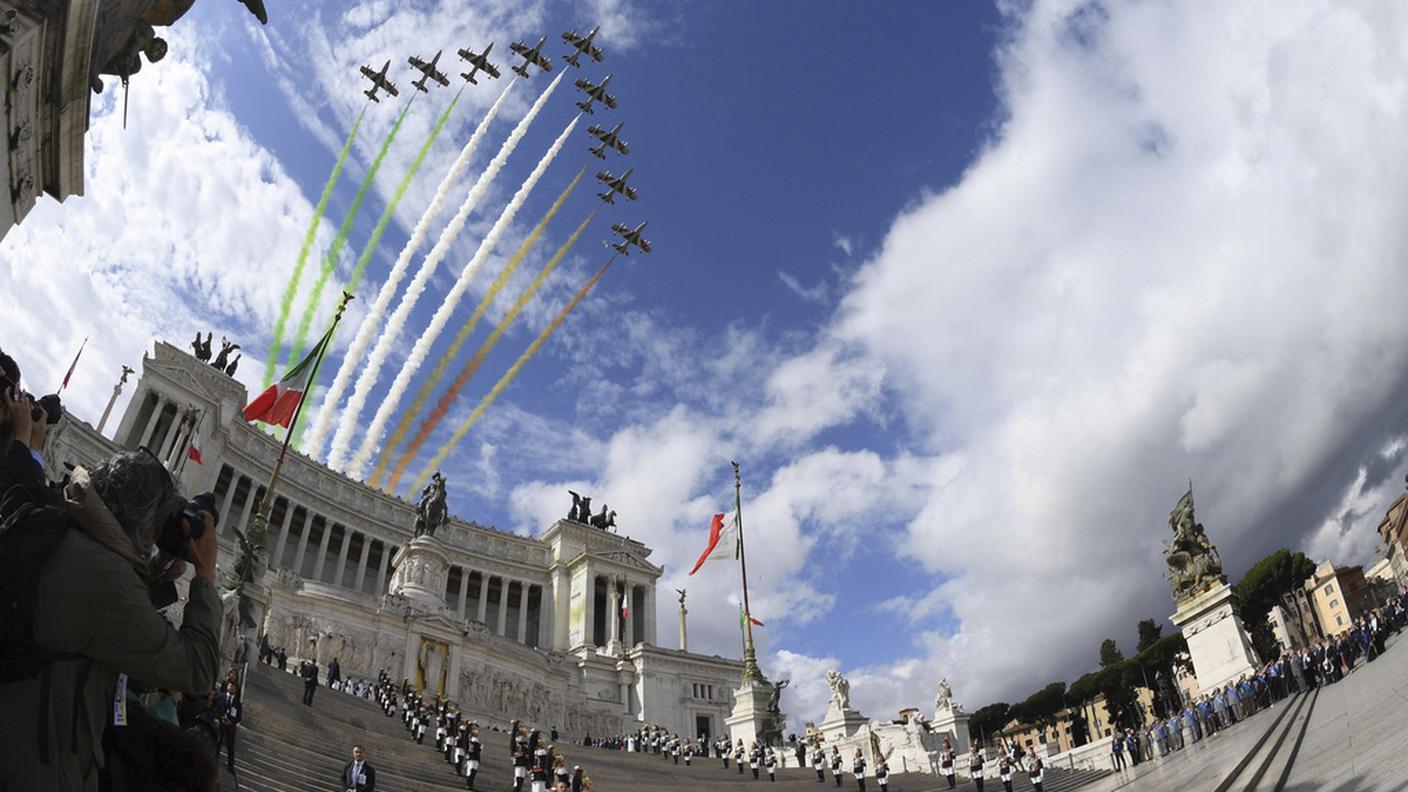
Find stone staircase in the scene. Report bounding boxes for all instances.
[222,663,1110,792]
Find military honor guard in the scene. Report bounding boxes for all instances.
[512,741,531,792]
[1027,748,1044,792]
[851,748,867,792]
[813,740,827,783]
[766,748,778,782]
[684,738,694,766]
[831,745,844,787]
[940,738,956,789]
[969,740,986,792]
[465,725,483,790]
[876,756,889,792]
[750,741,762,779]
[736,740,747,774]
[999,755,1014,792]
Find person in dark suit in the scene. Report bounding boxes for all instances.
[328,657,342,689]
[300,660,319,705]
[341,745,376,792]
[216,681,242,773]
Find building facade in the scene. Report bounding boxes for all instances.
[42,340,743,740]
[1376,492,1408,590]
[1304,561,1374,634]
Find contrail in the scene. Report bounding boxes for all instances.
[410,253,619,493]
[289,90,463,452]
[287,98,414,365]
[369,166,589,486]
[382,201,601,490]
[327,72,566,472]
[346,112,582,479]
[264,107,366,386]
[306,80,517,461]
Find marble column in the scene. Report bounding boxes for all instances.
[137,396,166,450]
[495,578,510,636]
[332,526,352,587]
[584,573,598,648]
[311,519,333,582]
[292,510,312,574]
[516,581,529,644]
[353,533,370,592]
[457,568,470,617]
[378,544,393,595]
[624,584,635,647]
[271,498,295,568]
[234,483,260,539]
[217,467,239,531]
[476,572,489,622]
[608,577,622,647]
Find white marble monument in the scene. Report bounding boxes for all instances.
[929,677,971,750]
[817,669,868,741]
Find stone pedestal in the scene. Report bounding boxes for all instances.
[1171,582,1258,693]
[725,679,777,747]
[818,701,868,743]
[930,707,971,753]
[388,536,451,611]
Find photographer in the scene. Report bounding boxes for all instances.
[0,449,222,792]
[0,347,63,521]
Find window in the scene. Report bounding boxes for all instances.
[1330,599,1339,609]
[1336,615,1344,626]
[1324,583,1334,594]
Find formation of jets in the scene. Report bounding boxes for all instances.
[610,222,651,255]
[596,169,637,204]
[574,74,617,114]
[409,51,450,93]
[359,60,399,102]
[587,122,629,159]
[561,26,604,68]
[510,37,553,78]
[356,28,649,257]
[458,44,501,84]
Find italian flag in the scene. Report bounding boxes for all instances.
[242,327,331,428]
[740,603,763,628]
[688,511,738,576]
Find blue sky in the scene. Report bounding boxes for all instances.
[5,0,1408,730]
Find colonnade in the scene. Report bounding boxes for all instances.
[590,573,649,649]
[445,566,545,648]
[212,464,398,598]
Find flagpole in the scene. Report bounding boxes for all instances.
[58,336,88,394]
[733,460,765,683]
[236,292,354,594]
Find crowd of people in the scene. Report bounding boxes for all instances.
[0,345,231,792]
[1109,593,1406,771]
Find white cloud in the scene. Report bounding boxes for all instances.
[778,271,829,304]
[0,29,319,423]
[832,232,854,258]
[829,0,1408,709]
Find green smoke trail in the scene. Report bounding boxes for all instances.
[264,108,366,387]
[290,91,462,450]
[288,98,414,366]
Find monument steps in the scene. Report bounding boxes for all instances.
[225,663,1111,792]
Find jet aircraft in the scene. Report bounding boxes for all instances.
[595,169,638,204]
[587,121,630,159]
[510,37,553,78]
[610,222,652,255]
[409,51,450,92]
[359,60,399,102]
[574,74,617,114]
[561,26,604,67]
[457,43,501,84]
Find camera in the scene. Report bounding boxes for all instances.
[28,393,62,425]
[156,491,219,562]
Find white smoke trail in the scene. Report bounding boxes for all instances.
[326,73,566,471]
[305,80,517,461]
[345,113,581,479]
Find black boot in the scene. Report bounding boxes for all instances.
[466,769,477,790]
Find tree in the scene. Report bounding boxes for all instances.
[1099,638,1124,668]
[1135,632,1191,717]
[1136,618,1163,653]
[1066,671,1101,746]
[1234,549,1318,661]
[968,702,1011,744]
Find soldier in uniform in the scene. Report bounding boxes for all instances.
[830,745,844,787]
[875,754,889,792]
[465,724,483,789]
[766,748,779,782]
[940,738,956,789]
[969,739,985,791]
[851,748,867,792]
[1027,748,1044,792]
[813,738,827,782]
[750,740,761,779]
[736,739,746,774]
[998,754,1013,792]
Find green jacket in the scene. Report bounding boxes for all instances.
[0,470,222,792]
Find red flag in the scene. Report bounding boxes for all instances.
[60,337,87,391]
[688,511,738,576]
[187,445,203,464]
[621,605,629,619]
